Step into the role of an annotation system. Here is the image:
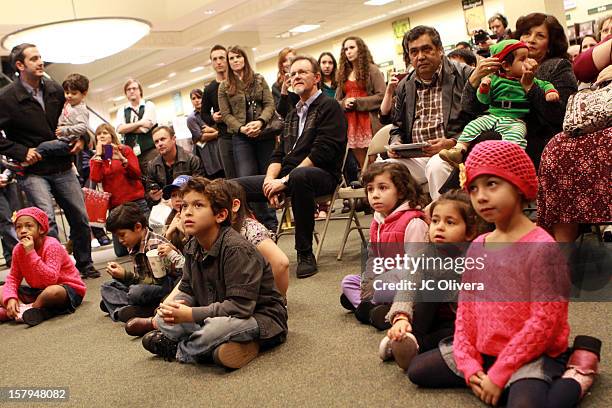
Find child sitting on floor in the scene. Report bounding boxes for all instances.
[100,202,183,323]
[408,141,601,407]
[141,177,288,369]
[379,190,482,370]
[439,39,559,167]
[0,207,86,326]
[340,161,429,330]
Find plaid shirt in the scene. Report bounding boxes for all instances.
[411,64,445,143]
[123,229,181,285]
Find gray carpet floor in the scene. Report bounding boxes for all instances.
[0,217,610,407]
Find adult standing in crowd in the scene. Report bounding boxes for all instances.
[272,47,300,118]
[318,52,338,98]
[145,126,203,206]
[463,12,577,168]
[597,15,612,40]
[115,79,157,176]
[336,36,385,170]
[488,13,512,41]
[0,43,98,279]
[388,27,474,201]
[218,45,277,229]
[237,56,347,278]
[538,33,612,242]
[186,89,224,179]
[201,45,236,179]
[89,123,149,256]
[0,167,19,268]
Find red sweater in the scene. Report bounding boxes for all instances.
[2,236,87,303]
[453,227,570,388]
[89,145,145,208]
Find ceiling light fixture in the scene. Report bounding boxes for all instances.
[148,80,168,89]
[168,72,176,78]
[190,66,205,73]
[364,0,395,5]
[288,24,320,33]
[1,1,150,64]
[220,24,232,31]
[205,9,216,15]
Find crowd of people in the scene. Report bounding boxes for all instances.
[0,10,610,406]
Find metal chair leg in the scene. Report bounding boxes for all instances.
[314,191,337,261]
[337,203,357,261]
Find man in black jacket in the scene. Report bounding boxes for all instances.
[0,43,97,278]
[237,56,347,278]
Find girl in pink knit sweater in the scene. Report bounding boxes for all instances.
[0,207,86,326]
[407,141,600,407]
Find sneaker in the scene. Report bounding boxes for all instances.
[117,305,156,323]
[296,252,318,279]
[391,333,419,370]
[98,236,112,246]
[562,335,602,398]
[142,330,178,361]
[378,336,393,361]
[21,307,50,327]
[0,306,9,322]
[340,293,356,311]
[369,304,392,331]
[439,147,465,167]
[82,267,101,279]
[213,341,259,369]
[91,239,100,249]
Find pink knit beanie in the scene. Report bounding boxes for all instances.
[463,141,538,200]
[13,207,50,234]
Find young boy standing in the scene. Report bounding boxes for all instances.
[101,202,182,323]
[142,177,288,368]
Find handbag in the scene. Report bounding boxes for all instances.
[563,80,612,137]
[82,183,111,227]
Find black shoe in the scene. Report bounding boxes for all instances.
[142,330,178,361]
[296,252,318,279]
[369,304,392,331]
[354,301,375,324]
[22,307,50,327]
[340,293,356,311]
[82,267,100,279]
[341,199,351,214]
[117,305,157,323]
[97,236,112,246]
[100,300,109,314]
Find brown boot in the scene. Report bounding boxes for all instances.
[125,317,155,337]
[213,341,259,369]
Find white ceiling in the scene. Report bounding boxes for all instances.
[1,0,444,113]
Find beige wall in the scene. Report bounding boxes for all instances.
[565,0,611,27]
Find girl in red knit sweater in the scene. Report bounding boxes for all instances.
[407,141,600,407]
[0,207,86,326]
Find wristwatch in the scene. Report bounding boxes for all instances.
[281,175,289,186]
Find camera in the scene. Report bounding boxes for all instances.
[473,29,490,45]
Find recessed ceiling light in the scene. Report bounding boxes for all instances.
[205,9,215,14]
[190,66,205,73]
[156,62,166,67]
[220,24,232,31]
[148,80,168,89]
[252,47,257,51]
[168,72,176,78]
[288,24,320,33]
[364,0,395,5]
[112,95,126,102]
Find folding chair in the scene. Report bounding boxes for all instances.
[336,124,393,260]
[275,144,350,261]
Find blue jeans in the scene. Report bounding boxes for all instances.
[17,169,93,273]
[0,185,18,264]
[155,293,260,364]
[232,134,277,229]
[100,279,171,322]
[35,138,73,158]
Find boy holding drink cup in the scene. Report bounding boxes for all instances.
[100,202,183,324]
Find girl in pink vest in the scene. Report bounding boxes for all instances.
[340,161,428,330]
[408,141,601,407]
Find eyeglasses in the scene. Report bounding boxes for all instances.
[289,69,313,79]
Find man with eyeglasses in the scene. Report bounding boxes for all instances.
[116,78,158,177]
[237,55,347,278]
[387,26,474,201]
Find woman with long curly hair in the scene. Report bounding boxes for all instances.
[336,36,385,169]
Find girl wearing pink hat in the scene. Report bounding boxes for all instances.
[0,207,86,326]
[408,141,600,407]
